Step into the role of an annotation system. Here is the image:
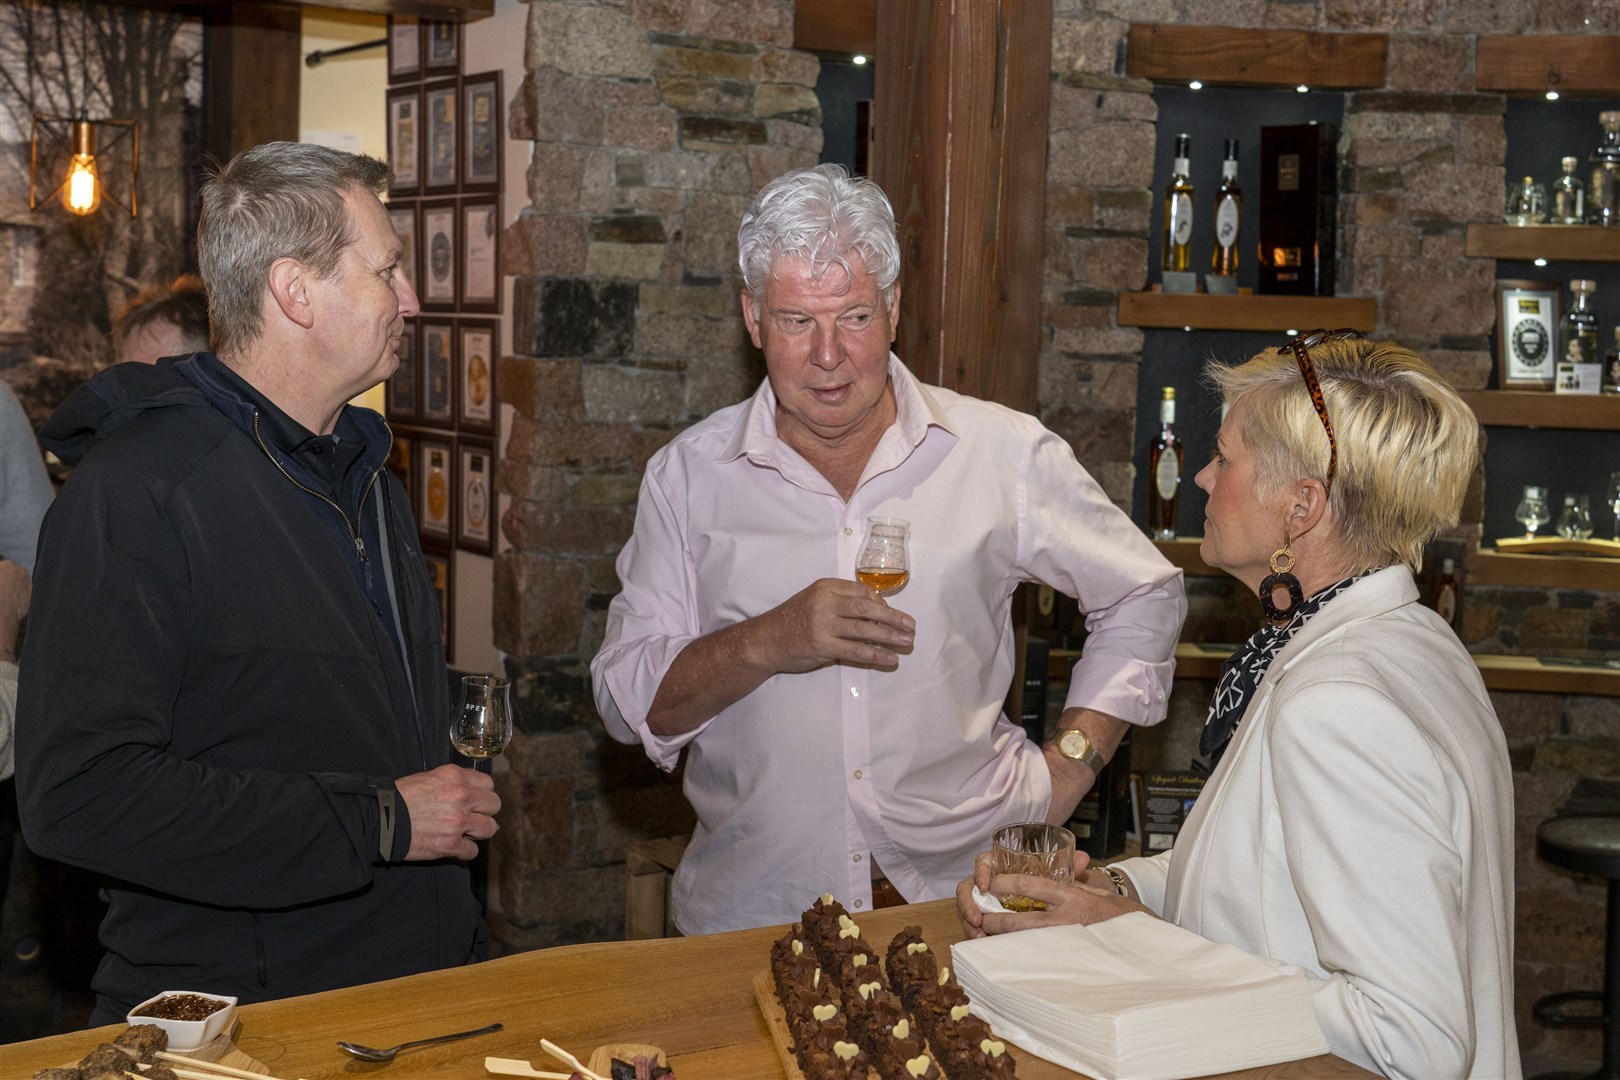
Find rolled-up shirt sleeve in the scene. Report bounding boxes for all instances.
[591,460,707,770]
[1018,427,1185,726]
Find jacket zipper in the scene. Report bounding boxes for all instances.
[251,411,388,562]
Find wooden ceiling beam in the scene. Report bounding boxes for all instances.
[794,0,875,57]
[1126,23,1388,90]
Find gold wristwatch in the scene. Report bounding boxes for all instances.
[1056,728,1107,774]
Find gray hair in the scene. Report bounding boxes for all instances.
[737,164,901,311]
[198,142,391,358]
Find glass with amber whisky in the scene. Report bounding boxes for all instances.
[856,516,910,597]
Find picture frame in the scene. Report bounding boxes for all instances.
[457,437,496,555]
[417,436,456,547]
[422,548,453,658]
[386,426,418,509]
[420,319,457,427]
[419,199,458,311]
[1495,279,1561,390]
[423,20,461,76]
[386,201,419,295]
[387,16,422,84]
[385,321,419,423]
[422,78,460,193]
[459,197,501,313]
[460,71,503,193]
[385,87,422,195]
[457,318,498,435]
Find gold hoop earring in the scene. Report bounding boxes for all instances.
[1260,538,1303,621]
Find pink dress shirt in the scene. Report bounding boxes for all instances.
[592,357,1185,935]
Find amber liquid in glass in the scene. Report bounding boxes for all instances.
[857,567,909,595]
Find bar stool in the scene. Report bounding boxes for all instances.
[1536,814,1620,1080]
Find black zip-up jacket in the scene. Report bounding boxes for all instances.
[16,355,484,1019]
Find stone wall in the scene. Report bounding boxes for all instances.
[491,0,820,951]
[1039,0,1617,1068]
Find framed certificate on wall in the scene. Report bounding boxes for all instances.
[423,19,460,76]
[1495,279,1560,390]
[457,438,495,555]
[386,202,418,294]
[423,78,459,193]
[461,71,502,193]
[385,88,421,194]
[387,16,421,84]
[457,319,497,435]
[385,321,419,423]
[420,319,456,427]
[459,197,500,313]
[417,436,456,548]
[419,200,457,311]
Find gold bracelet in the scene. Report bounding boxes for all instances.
[1098,865,1129,897]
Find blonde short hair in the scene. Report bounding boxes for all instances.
[1207,338,1480,573]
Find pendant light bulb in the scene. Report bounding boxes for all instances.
[64,118,101,215]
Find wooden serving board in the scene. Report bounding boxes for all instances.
[753,970,827,1080]
[58,1022,269,1075]
[1495,535,1620,557]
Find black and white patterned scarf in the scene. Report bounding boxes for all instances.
[1199,572,1374,769]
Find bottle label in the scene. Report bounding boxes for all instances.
[1221,160,1238,180]
[1437,586,1456,625]
[1154,451,1179,501]
[1171,194,1193,246]
[1160,400,1175,424]
[1215,200,1239,248]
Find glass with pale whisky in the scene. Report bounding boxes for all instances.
[856,516,910,596]
[991,822,1075,912]
[451,674,512,769]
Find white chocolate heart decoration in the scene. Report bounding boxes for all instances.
[950,1004,970,1021]
[853,953,868,966]
[813,968,821,987]
[834,1041,859,1061]
[937,967,950,984]
[893,1019,910,1039]
[791,940,803,955]
[980,1039,1006,1056]
[907,1055,932,1076]
[859,980,881,999]
[839,923,861,939]
[813,1003,837,1021]
[821,892,834,904]
[906,942,928,955]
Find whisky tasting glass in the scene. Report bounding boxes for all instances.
[1503,177,1546,226]
[991,822,1076,913]
[856,516,910,597]
[1610,473,1620,540]
[1556,495,1593,540]
[1514,485,1551,539]
[451,674,512,769]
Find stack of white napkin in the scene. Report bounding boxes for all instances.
[949,912,1329,1080]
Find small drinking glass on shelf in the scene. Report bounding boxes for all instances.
[1504,177,1546,226]
[1556,495,1593,540]
[856,516,910,597]
[1514,485,1551,539]
[1610,473,1620,540]
[451,674,512,769]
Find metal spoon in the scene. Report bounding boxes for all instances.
[337,1021,503,1062]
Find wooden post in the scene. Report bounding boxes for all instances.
[203,2,301,165]
[871,0,1052,413]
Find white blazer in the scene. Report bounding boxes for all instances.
[1117,566,1519,1079]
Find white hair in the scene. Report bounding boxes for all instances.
[737,164,901,310]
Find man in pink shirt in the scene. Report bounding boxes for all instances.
[591,165,1185,935]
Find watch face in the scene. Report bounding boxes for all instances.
[1059,729,1089,758]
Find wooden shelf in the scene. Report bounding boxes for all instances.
[1465,224,1620,263]
[1461,390,1620,430]
[1476,35,1620,98]
[1117,290,1377,332]
[1468,548,1620,590]
[1125,24,1387,90]
[1155,538,1220,576]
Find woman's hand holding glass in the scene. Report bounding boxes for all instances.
[955,847,1154,940]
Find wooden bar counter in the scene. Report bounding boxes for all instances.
[0,899,1374,1079]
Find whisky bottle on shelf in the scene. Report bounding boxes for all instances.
[1552,157,1585,225]
[1561,280,1598,365]
[1161,134,1194,274]
[1147,387,1182,541]
[1211,138,1242,276]
[1591,110,1620,226]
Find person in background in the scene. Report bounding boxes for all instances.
[17,142,498,1022]
[593,164,1185,935]
[958,334,1517,1079]
[0,382,52,575]
[111,274,211,364]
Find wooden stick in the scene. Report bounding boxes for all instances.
[146,1052,290,1080]
[484,1057,573,1079]
[539,1039,608,1080]
[134,1068,291,1080]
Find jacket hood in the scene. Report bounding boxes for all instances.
[40,356,210,465]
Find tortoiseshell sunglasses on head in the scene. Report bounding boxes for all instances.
[1276,328,1363,495]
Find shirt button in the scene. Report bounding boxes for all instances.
[850,687,859,698]
[853,853,862,863]
[844,527,853,536]
[854,900,864,909]
[854,769,863,780]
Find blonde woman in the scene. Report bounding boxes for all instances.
[959,332,1517,1079]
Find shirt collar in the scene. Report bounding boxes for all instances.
[718,353,957,468]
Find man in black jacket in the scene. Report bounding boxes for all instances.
[16,142,499,1022]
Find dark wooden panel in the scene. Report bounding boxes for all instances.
[871,0,1051,412]
[1117,291,1378,332]
[1465,223,1620,263]
[794,0,875,57]
[203,2,301,163]
[1477,34,1620,96]
[1125,24,1387,90]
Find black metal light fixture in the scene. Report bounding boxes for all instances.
[28,1,139,217]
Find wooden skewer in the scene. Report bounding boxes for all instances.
[144,1052,293,1080]
[539,1038,608,1080]
[484,1057,573,1079]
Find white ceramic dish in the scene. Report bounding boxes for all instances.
[125,990,238,1052]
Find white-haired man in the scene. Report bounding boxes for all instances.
[18,142,498,1020]
[593,165,1186,934]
